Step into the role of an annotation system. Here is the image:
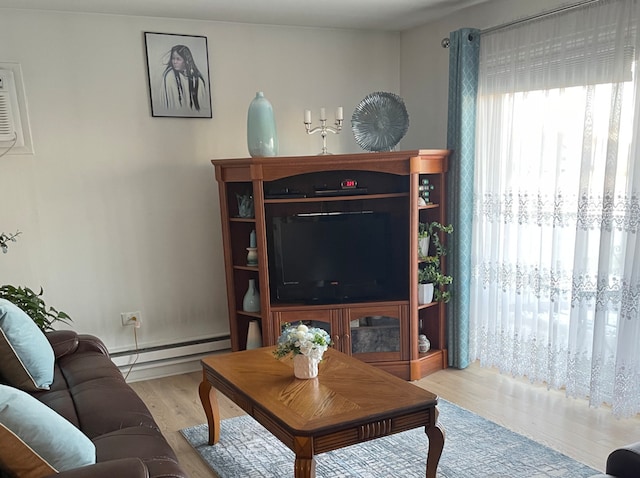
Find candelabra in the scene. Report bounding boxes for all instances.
[304,107,343,155]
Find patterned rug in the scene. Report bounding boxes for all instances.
[180,399,600,477]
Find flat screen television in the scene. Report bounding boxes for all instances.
[269,211,399,304]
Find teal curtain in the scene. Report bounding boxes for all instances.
[446,28,480,369]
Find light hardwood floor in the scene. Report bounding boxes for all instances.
[130,360,639,477]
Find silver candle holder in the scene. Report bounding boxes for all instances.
[304,107,343,155]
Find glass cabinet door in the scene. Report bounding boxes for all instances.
[350,316,400,353]
[346,304,406,361]
[271,308,340,351]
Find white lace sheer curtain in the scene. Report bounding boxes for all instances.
[471,0,640,417]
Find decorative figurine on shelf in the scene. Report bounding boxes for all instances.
[418,178,435,206]
[236,193,254,218]
[247,229,258,266]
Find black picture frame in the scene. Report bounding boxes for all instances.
[144,32,212,118]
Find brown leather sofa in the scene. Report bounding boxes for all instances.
[1,330,188,478]
[590,442,640,478]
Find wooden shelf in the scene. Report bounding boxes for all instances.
[236,310,262,319]
[264,192,408,204]
[418,302,439,310]
[418,348,443,359]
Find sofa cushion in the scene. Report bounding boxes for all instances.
[0,384,96,475]
[31,349,158,438]
[0,424,55,478]
[93,426,184,477]
[0,299,55,391]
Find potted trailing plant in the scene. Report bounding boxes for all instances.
[0,285,72,332]
[418,221,453,304]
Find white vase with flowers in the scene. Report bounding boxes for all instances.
[273,323,331,379]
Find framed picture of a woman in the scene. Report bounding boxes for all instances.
[144,32,212,118]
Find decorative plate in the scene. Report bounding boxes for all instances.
[351,92,409,152]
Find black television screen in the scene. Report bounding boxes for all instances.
[269,212,395,303]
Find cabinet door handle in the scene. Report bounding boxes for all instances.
[344,334,350,341]
[333,335,340,343]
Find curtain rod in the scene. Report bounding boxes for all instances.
[442,0,600,47]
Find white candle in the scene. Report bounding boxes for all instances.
[304,109,311,124]
[336,106,343,120]
[320,107,326,120]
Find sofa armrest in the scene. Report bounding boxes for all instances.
[606,441,640,478]
[44,458,148,478]
[45,330,79,359]
[76,334,110,357]
[46,331,110,359]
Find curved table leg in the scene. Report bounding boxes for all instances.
[199,378,220,445]
[425,406,445,478]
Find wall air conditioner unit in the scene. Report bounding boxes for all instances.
[0,69,25,147]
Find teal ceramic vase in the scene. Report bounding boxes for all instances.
[242,279,260,312]
[247,92,278,157]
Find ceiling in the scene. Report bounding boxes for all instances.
[0,0,491,31]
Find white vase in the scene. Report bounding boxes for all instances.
[242,279,260,312]
[418,283,434,305]
[418,235,430,258]
[246,320,262,349]
[293,354,320,379]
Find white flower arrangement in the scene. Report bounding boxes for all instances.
[273,323,331,361]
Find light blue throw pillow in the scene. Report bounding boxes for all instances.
[0,384,96,472]
[0,298,55,391]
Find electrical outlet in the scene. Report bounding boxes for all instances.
[121,311,142,328]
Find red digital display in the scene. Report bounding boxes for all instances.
[341,179,357,189]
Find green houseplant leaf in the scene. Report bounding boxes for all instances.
[0,285,72,332]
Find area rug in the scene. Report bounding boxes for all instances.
[180,399,600,477]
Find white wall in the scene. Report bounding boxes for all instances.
[400,0,575,149]
[0,1,581,360]
[0,9,400,353]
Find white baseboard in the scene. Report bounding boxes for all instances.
[110,336,231,383]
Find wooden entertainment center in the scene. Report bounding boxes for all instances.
[211,149,450,380]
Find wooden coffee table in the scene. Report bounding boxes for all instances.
[199,347,444,478]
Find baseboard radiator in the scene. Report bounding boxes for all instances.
[110,335,231,382]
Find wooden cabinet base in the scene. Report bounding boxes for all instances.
[410,350,449,381]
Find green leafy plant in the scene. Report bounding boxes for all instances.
[0,230,21,254]
[418,221,453,303]
[418,222,429,239]
[0,285,72,332]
